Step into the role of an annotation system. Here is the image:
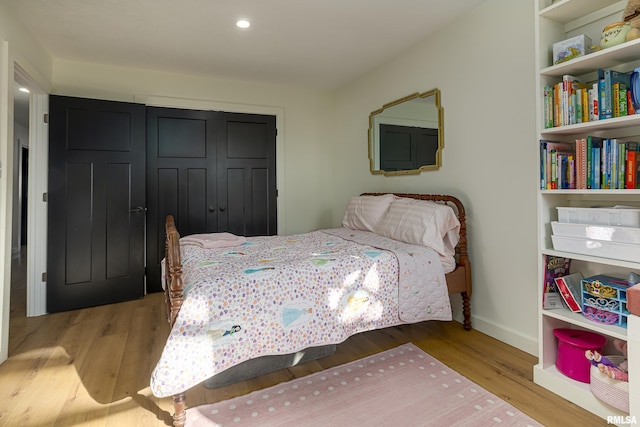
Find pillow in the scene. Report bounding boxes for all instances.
[342,194,396,232]
[375,198,460,259]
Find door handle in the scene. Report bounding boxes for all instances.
[219,206,226,212]
[128,206,147,213]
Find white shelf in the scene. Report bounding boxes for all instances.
[534,364,628,421]
[540,37,640,78]
[542,307,628,340]
[539,0,622,23]
[540,114,640,137]
[541,248,640,270]
[540,189,640,195]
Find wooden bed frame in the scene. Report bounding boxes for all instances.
[162,192,472,427]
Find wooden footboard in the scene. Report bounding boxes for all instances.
[161,193,471,425]
[164,215,187,427]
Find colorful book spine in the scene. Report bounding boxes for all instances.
[594,145,601,189]
[586,136,593,189]
[598,69,609,119]
[618,141,626,189]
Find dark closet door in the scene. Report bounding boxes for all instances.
[145,108,276,293]
[145,107,218,291]
[47,96,146,313]
[217,112,277,236]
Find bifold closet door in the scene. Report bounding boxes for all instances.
[145,108,277,293]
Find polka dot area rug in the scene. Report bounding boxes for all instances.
[185,343,543,427]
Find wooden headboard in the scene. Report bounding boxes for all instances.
[360,192,472,329]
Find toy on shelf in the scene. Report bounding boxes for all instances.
[584,339,629,382]
[624,0,640,42]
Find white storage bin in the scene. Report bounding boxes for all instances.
[557,207,640,228]
[551,235,640,263]
[551,221,640,245]
[590,356,629,413]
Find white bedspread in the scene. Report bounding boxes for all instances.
[150,228,451,398]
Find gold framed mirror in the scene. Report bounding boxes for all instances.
[368,88,443,176]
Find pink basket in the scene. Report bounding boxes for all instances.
[590,356,629,413]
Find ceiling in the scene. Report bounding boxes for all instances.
[7,0,486,92]
[9,1,486,128]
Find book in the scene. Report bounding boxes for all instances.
[575,137,587,189]
[587,136,593,189]
[554,272,583,312]
[540,140,575,189]
[597,69,631,120]
[618,139,624,189]
[597,69,610,119]
[562,75,575,126]
[543,256,571,310]
[626,149,637,189]
[591,82,600,121]
[612,81,629,118]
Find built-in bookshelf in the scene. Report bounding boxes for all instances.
[535,0,639,423]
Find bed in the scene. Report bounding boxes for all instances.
[153,192,471,427]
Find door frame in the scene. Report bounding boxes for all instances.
[15,65,48,318]
[135,95,286,234]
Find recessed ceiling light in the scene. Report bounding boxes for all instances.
[18,87,30,93]
[236,19,250,29]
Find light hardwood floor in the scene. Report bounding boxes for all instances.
[2,248,607,426]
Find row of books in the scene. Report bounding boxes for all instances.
[543,69,636,128]
[540,137,640,190]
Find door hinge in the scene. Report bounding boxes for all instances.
[43,113,49,124]
[41,272,47,282]
[42,192,48,202]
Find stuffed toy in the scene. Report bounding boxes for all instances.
[624,0,640,42]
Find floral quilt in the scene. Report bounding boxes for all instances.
[150,228,451,397]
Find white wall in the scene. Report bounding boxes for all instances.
[51,61,336,235]
[331,0,539,354]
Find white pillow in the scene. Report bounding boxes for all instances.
[376,198,460,259]
[341,194,396,232]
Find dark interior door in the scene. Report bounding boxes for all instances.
[47,95,146,313]
[145,108,277,293]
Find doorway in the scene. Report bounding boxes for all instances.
[12,82,29,253]
[9,80,30,327]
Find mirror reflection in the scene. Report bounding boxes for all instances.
[369,89,443,176]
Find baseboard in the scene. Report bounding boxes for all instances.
[466,314,538,357]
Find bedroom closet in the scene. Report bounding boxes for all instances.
[145,107,277,292]
[47,96,276,311]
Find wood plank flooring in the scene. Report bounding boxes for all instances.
[1,248,607,426]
